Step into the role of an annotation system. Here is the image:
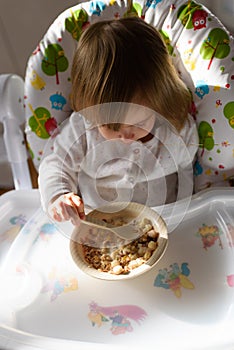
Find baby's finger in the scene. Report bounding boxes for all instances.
[61,199,82,224]
[78,208,85,220]
[51,207,63,222]
[71,215,82,226]
[71,195,86,219]
[60,200,77,221]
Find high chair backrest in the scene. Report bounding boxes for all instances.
[24,0,234,192]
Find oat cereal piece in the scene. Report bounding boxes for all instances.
[142,224,153,234]
[147,229,159,239]
[148,241,157,250]
[111,259,120,268]
[143,250,152,260]
[112,265,124,275]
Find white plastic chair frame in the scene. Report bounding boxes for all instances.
[0,74,32,190]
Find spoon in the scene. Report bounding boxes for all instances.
[77,217,142,241]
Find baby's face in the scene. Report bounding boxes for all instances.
[98,106,155,143]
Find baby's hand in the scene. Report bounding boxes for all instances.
[48,193,85,225]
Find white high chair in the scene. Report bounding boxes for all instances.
[0,1,234,349]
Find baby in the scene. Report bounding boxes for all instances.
[38,17,198,225]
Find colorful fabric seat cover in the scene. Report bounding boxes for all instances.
[24,0,234,192]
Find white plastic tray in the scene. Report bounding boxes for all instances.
[0,188,234,350]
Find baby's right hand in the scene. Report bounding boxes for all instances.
[48,193,85,226]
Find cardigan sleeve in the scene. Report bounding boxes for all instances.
[38,113,87,212]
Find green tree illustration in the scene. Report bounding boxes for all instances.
[223,101,234,129]
[200,28,230,70]
[41,44,69,85]
[177,1,202,28]
[28,104,51,139]
[198,121,214,156]
[159,30,174,55]
[65,9,89,41]
[124,2,142,17]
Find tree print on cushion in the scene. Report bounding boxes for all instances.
[223,101,234,129]
[28,104,58,139]
[200,28,231,70]
[124,2,143,18]
[159,30,174,56]
[41,44,69,85]
[198,121,214,156]
[65,9,89,41]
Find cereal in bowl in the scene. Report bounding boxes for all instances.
[81,218,159,275]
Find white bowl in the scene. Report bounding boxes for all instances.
[70,202,168,280]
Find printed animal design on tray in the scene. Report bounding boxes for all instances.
[196,224,223,250]
[41,267,78,301]
[38,222,58,242]
[154,262,195,298]
[0,215,27,245]
[88,301,147,335]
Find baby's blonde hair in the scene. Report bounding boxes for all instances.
[71,17,191,131]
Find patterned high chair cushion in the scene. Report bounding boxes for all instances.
[24,0,234,192]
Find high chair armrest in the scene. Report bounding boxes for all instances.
[0,74,32,190]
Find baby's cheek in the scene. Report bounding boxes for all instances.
[98,127,114,140]
[136,127,149,138]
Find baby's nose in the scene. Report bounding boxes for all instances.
[120,127,135,140]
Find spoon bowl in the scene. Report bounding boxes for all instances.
[79,216,143,241]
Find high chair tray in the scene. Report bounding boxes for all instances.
[0,188,234,350]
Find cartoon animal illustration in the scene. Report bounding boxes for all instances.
[195,80,209,99]
[30,70,46,90]
[192,9,208,30]
[88,301,147,335]
[49,92,67,110]
[89,1,106,16]
[10,215,27,227]
[197,224,223,250]
[38,223,57,241]
[154,262,195,298]
[44,117,59,137]
[183,48,196,70]
[177,1,204,29]
[146,0,162,9]
[110,311,133,335]
[0,215,27,244]
[0,226,21,245]
[88,310,107,328]
[194,160,203,176]
[41,268,78,301]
